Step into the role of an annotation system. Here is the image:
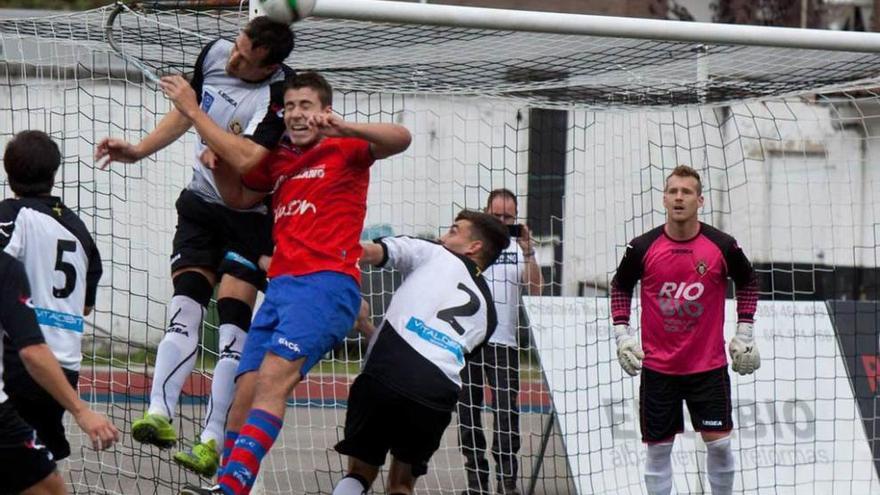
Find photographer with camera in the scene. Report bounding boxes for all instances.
[457,188,543,495]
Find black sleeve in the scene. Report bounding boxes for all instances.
[700,224,756,288]
[610,242,644,293]
[609,229,663,325]
[85,239,102,308]
[372,238,390,268]
[727,241,759,322]
[189,39,219,104]
[724,239,756,289]
[245,66,296,150]
[0,257,44,350]
[610,227,663,293]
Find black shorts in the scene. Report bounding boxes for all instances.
[640,365,733,443]
[334,374,452,477]
[0,403,56,494]
[3,366,78,460]
[171,189,273,290]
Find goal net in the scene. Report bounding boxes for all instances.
[1,1,880,494]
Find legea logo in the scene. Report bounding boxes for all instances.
[274,199,317,220]
[658,281,705,318]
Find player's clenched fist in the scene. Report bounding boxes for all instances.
[728,322,760,375]
[614,324,644,376]
[307,113,348,137]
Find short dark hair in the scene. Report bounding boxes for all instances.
[283,71,333,107]
[455,209,510,269]
[666,165,702,195]
[244,16,294,67]
[4,130,61,197]
[486,188,518,211]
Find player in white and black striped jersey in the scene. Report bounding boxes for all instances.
[331,210,509,495]
[95,17,295,476]
[0,247,117,494]
[0,130,103,463]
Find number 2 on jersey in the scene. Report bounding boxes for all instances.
[437,283,480,335]
[53,239,77,298]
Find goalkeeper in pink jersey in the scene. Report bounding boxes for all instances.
[609,165,760,495]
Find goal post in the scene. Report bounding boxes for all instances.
[3,2,880,494]
[311,0,880,52]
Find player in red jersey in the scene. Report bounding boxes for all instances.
[609,165,760,495]
[178,71,410,495]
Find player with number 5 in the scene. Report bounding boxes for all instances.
[0,130,106,464]
[609,165,759,495]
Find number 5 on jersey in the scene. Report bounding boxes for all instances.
[53,239,77,298]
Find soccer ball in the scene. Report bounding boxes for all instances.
[258,0,316,24]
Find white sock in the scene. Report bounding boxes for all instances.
[706,436,735,495]
[200,324,247,447]
[333,474,368,495]
[148,295,204,419]
[644,442,674,495]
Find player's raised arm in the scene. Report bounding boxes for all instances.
[95,108,192,169]
[360,236,430,275]
[161,75,274,175]
[309,113,412,160]
[159,20,293,176]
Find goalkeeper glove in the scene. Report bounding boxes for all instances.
[614,324,644,376]
[729,322,760,375]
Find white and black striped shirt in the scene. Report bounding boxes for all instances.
[0,197,101,371]
[186,39,292,210]
[363,236,497,411]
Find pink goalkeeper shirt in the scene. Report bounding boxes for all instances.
[610,223,758,375]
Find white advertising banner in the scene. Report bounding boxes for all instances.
[523,297,879,494]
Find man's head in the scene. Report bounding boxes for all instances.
[485,188,518,225]
[282,71,333,147]
[440,210,510,269]
[3,130,61,197]
[663,165,704,224]
[226,16,294,82]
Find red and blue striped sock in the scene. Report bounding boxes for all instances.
[217,409,282,495]
[219,430,239,472]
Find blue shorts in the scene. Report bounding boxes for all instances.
[238,272,361,378]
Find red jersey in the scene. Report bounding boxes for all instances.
[242,136,374,283]
[610,223,758,375]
